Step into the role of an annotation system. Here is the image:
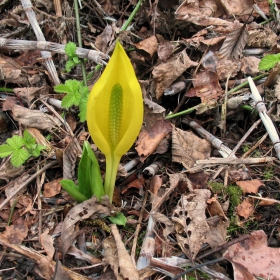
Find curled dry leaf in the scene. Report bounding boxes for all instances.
[185,70,223,102]
[12,105,61,132]
[136,119,172,161]
[135,35,158,60]
[61,196,117,257]
[63,137,82,180]
[205,216,229,248]
[172,128,211,169]
[43,178,62,198]
[236,197,254,219]
[157,40,174,62]
[40,228,55,259]
[95,24,113,53]
[111,224,139,279]
[172,189,211,259]
[152,50,198,99]
[224,230,280,280]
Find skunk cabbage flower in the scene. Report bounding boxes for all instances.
[87,40,143,202]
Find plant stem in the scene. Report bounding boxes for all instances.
[73,0,87,86]
[120,0,144,31]
[165,73,269,120]
[104,154,121,203]
[0,87,13,93]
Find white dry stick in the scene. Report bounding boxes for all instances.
[182,119,236,158]
[248,76,280,159]
[21,0,60,85]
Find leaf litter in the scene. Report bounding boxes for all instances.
[0,0,280,279]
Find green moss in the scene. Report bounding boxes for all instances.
[209,182,225,195]
[225,185,243,211]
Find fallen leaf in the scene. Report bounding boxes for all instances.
[185,70,223,102]
[0,224,28,244]
[219,24,249,59]
[135,35,158,60]
[216,57,241,80]
[157,41,174,62]
[172,128,211,168]
[236,179,263,194]
[12,105,61,132]
[40,229,55,259]
[240,56,261,76]
[207,195,227,219]
[152,50,198,99]
[224,230,280,280]
[95,24,113,53]
[106,224,140,280]
[43,178,62,198]
[236,198,254,219]
[136,119,172,160]
[172,189,211,259]
[61,197,118,257]
[206,216,230,248]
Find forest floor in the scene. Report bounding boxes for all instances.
[0,0,280,279]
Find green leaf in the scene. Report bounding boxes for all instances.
[23,130,36,145]
[259,54,280,71]
[73,57,80,64]
[54,79,81,94]
[11,148,30,167]
[79,86,89,97]
[78,96,88,122]
[108,212,127,226]
[65,60,76,72]
[0,144,15,157]
[61,91,81,108]
[65,42,77,57]
[6,135,25,150]
[60,179,88,203]
[30,145,46,157]
[78,141,104,199]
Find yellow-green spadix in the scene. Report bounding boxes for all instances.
[87,40,143,202]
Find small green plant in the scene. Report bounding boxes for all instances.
[0,130,46,167]
[54,79,89,121]
[259,54,280,71]
[263,166,274,180]
[209,181,225,195]
[65,42,83,72]
[226,185,243,211]
[242,143,251,153]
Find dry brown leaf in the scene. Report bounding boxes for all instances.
[219,25,249,59]
[152,50,198,99]
[43,178,62,198]
[240,56,261,76]
[224,230,280,280]
[207,195,227,219]
[157,41,174,62]
[172,128,211,168]
[247,26,277,48]
[236,179,263,194]
[95,25,113,53]
[216,57,241,80]
[0,159,25,181]
[0,224,28,244]
[61,197,117,257]
[144,98,166,114]
[108,224,139,280]
[67,246,102,264]
[136,119,172,160]
[14,86,48,105]
[12,105,61,132]
[40,229,55,259]
[185,70,223,102]
[63,137,82,180]
[205,216,230,248]
[236,198,254,219]
[135,36,158,59]
[172,189,211,259]
[175,0,229,26]
[220,0,253,15]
